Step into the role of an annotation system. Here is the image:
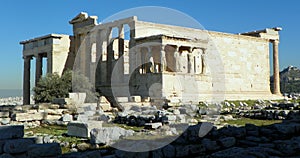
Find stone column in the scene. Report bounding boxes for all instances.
[160,45,166,72]
[106,28,113,82]
[201,48,207,74]
[23,56,32,105]
[188,47,194,73]
[146,46,154,73]
[47,52,52,74]
[118,25,125,80]
[35,54,43,85]
[272,40,281,95]
[174,46,180,72]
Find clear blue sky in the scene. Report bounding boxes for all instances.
[0,0,299,89]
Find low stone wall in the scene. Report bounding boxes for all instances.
[0,125,61,158]
[103,118,300,158]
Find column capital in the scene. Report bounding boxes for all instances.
[271,39,279,44]
[23,55,32,60]
[200,47,207,52]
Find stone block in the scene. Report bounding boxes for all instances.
[69,92,86,105]
[90,127,134,145]
[62,114,73,122]
[218,137,236,148]
[67,121,103,138]
[116,97,128,103]
[46,115,62,121]
[0,112,9,118]
[145,122,162,129]
[162,145,175,158]
[100,103,112,112]
[142,97,151,102]
[0,125,24,139]
[84,111,96,117]
[3,138,34,154]
[0,140,6,153]
[27,143,62,158]
[77,114,88,122]
[129,96,141,102]
[0,118,11,125]
[13,112,44,121]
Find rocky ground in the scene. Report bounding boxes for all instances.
[0,97,300,157]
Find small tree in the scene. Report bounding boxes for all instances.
[33,70,72,103]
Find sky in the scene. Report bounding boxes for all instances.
[0,0,299,89]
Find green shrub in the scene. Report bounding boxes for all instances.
[33,71,72,103]
[33,70,98,103]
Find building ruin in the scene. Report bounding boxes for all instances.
[20,12,282,106]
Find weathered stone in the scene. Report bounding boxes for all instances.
[46,114,62,121]
[0,140,5,153]
[238,140,258,147]
[0,118,10,125]
[218,137,236,148]
[13,112,44,121]
[175,145,189,157]
[49,104,60,109]
[3,139,34,154]
[77,114,88,122]
[43,136,52,143]
[151,149,164,158]
[27,143,61,158]
[162,144,175,158]
[202,138,220,151]
[245,136,261,142]
[0,125,24,139]
[116,97,128,103]
[211,147,246,158]
[176,114,186,123]
[129,96,141,102]
[188,144,206,154]
[145,122,162,129]
[68,93,86,105]
[90,127,134,145]
[274,123,298,135]
[100,103,112,112]
[67,121,103,138]
[220,115,234,121]
[35,136,43,144]
[198,122,214,137]
[0,112,9,118]
[115,150,149,158]
[0,153,14,158]
[276,138,300,156]
[62,114,73,122]
[77,142,91,151]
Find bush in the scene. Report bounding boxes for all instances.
[33,70,97,103]
[33,71,72,103]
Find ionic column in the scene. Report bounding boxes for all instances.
[272,40,281,95]
[35,54,43,85]
[23,56,32,105]
[160,45,166,72]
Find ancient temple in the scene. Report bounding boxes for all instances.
[20,12,282,105]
